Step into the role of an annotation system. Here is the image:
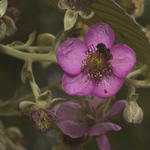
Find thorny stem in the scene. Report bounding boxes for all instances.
[0,44,57,62]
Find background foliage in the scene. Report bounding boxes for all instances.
[0,0,150,150]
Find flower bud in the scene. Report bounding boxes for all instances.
[37,33,56,46]
[123,101,143,124]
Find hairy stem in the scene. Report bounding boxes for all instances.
[126,78,150,88]
[13,45,53,53]
[27,60,41,100]
[0,44,56,62]
[127,64,148,78]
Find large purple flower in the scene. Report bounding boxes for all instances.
[57,22,136,98]
[56,98,126,150]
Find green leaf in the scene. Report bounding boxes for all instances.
[44,0,150,64]
[0,0,8,18]
[89,0,150,64]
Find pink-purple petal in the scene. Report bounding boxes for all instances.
[88,122,121,136]
[110,44,136,78]
[57,120,89,138]
[92,75,124,98]
[96,135,111,150]
[56,101,80,122]
[85,22,115,49]
[57,38,87,75]
[62,73,94,96]
[103,100,126,119]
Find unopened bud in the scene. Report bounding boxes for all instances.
[123,101,143,124]
[37,33,56,46]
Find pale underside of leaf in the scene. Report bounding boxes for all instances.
[64,9,78,31]
[0,0,8,18]
[44,0,150,65]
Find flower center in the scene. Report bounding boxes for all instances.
[82,43,113,83]
[67,0,93,10]
[31,108,52,132]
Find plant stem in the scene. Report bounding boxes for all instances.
[127,64,148,78]
[27,60,41,101]
[126,78,150,88]
[13,45,52,53]
[0,44,56,62]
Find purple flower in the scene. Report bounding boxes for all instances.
[57,22,136,98]
[56,97,126,150]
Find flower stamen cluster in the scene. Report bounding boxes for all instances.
[82,43,113,83]
[30,108,52,132]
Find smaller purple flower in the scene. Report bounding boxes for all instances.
[57,22,136,98]
[56,98,126,150]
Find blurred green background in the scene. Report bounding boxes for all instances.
[0,0,150,150]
